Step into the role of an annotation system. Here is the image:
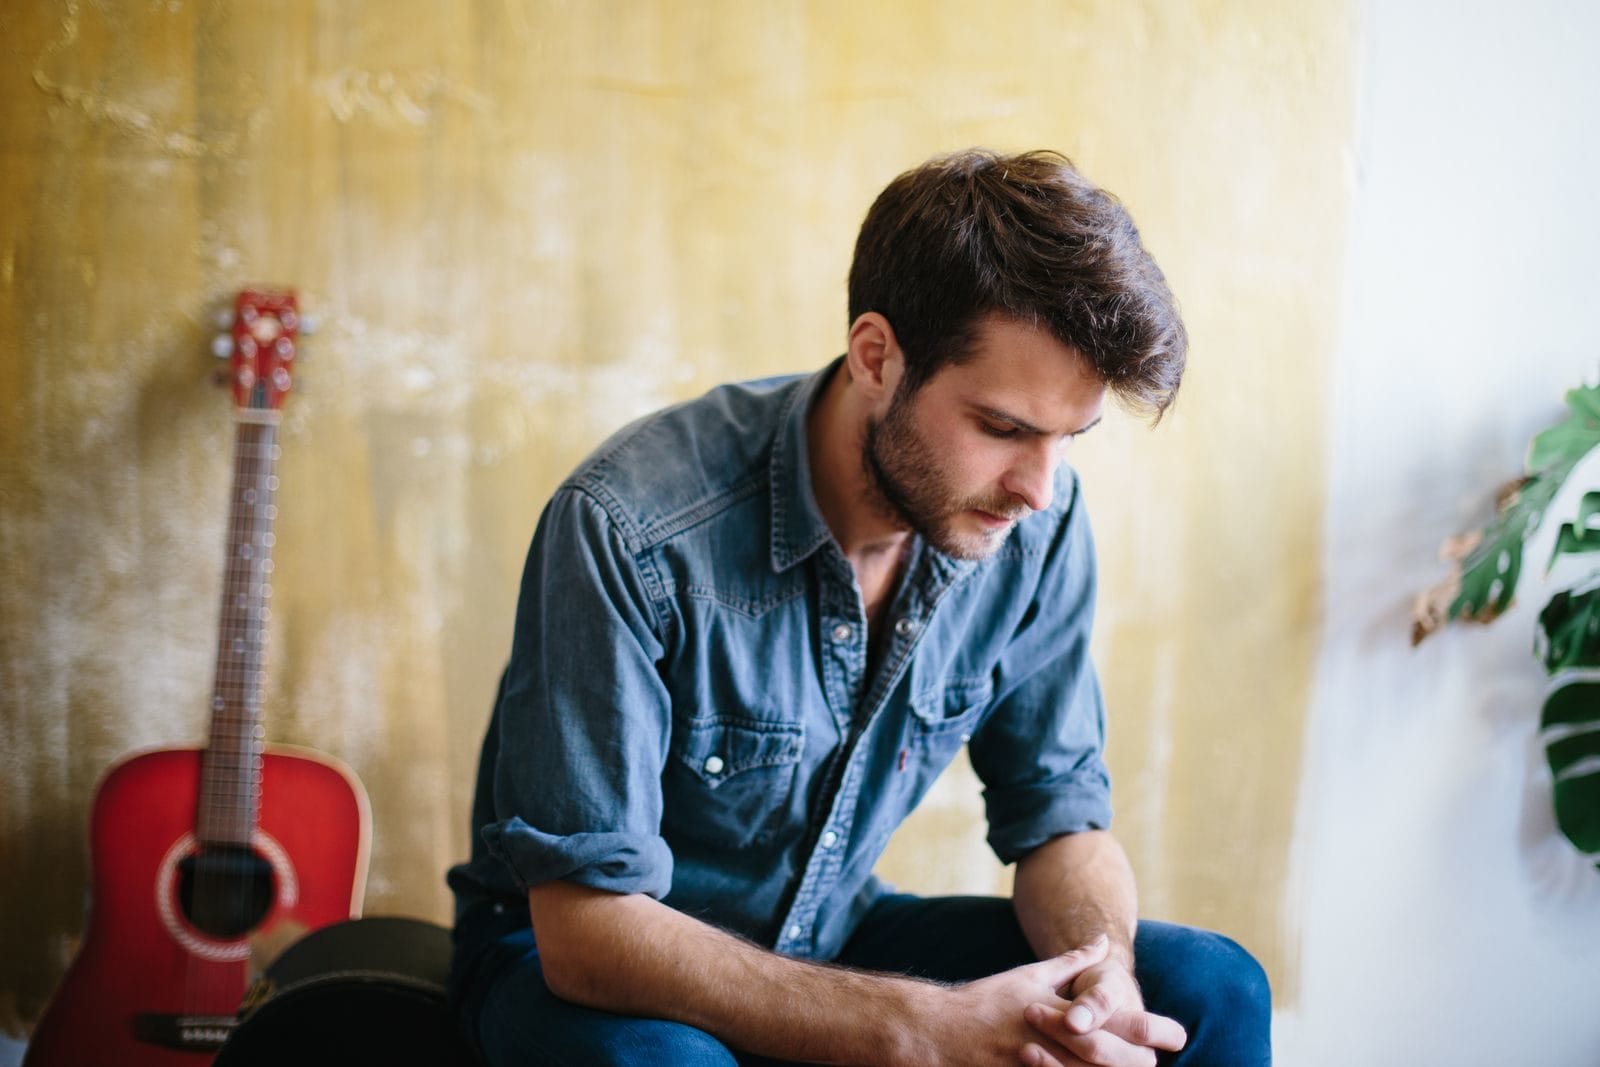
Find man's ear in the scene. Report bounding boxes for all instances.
[845,312,903,405]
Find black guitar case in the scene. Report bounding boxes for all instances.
[214,915,478,1066]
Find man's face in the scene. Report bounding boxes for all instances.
[862,314,1106,560]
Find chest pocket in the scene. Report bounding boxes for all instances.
[661,714,804,849]
[904,675,993,775]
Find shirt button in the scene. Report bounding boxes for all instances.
[820,830,839,849]
[787,924,803,940]
[703,755,725,775]
[832,623,852,642]
[894,617,917,637]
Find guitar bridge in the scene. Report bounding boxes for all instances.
[134,1013,237,1051]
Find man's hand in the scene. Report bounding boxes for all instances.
[1016,952,1187,1067]
[902,937,1112,1067]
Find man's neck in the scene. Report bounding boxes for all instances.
[806,361,913,577]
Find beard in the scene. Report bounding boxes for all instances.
[861,388,1030,561]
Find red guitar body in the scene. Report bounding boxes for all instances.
[24,747,369,1065]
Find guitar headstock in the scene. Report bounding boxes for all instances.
[217,288,299,415]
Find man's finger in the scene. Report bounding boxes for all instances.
[1033,935,1110,990]
[1019,1041,1073,1067]
[1064,980,1127,1034]
[1103,1008,1187,1052]
[1025,1005,1157,1067]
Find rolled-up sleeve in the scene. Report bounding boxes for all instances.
[482,487,675,899]
[969,475,1113,864]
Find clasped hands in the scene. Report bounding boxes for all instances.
[1019,935,1187,1067]
[929,935,1187,1067]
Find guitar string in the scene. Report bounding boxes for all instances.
[191,418,243,1018]
[189,415,250,1017]
[186,388,280,1021]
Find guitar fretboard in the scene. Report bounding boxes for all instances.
[196,416,280,847]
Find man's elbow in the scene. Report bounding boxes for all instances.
[527,881,622,1007]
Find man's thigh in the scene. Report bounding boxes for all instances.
[459,925,740,1067]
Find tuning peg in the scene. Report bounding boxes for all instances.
[212,333,234,359]
[297,313,319,338]
[214,307,235,331]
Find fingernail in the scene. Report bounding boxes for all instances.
[1067,1005,1094,1032]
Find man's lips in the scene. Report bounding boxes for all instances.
[971,509,1020,530]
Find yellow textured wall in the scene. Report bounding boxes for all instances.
[0,0,1352,1032]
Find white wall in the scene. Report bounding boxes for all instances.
[1279,1,1600,1063]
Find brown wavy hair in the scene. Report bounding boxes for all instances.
[847,149,1186,420]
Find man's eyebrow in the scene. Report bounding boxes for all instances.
[975,407,1103,437]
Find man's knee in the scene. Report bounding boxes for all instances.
[1134,921,1272,1065]
[1192,931,1271,1019]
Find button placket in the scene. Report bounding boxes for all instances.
[776,727,870,957]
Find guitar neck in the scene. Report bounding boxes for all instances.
[197,414,281,847]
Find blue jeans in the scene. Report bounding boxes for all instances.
[451,895,1271,1066]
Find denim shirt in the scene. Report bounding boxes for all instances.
[446,360,1111,960]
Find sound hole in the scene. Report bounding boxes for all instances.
[178,846,276,938]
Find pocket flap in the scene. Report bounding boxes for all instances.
[909,676,994,731]
[675,716,804,785]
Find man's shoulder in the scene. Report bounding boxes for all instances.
[562,371,810,550]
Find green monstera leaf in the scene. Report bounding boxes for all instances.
[1449,385,1600,623]
[1418,381,1600,871]
[1539,586,1600,869]
[1539,583,1600,673]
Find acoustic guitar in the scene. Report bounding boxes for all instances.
[24,289,371,1065]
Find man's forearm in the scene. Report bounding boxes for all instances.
[529,881,938,1065]
[1012,830,1139,969]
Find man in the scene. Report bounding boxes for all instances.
[447,149,1272,1066]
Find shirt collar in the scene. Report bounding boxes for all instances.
[768,358,842,573]
[767,357,987,585]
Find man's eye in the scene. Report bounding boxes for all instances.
[980,421,1018,439]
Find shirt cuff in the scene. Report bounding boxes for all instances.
[984,778,1113,864]
[482,816,675,899]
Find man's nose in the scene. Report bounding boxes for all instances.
[1001,441,1057,513]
